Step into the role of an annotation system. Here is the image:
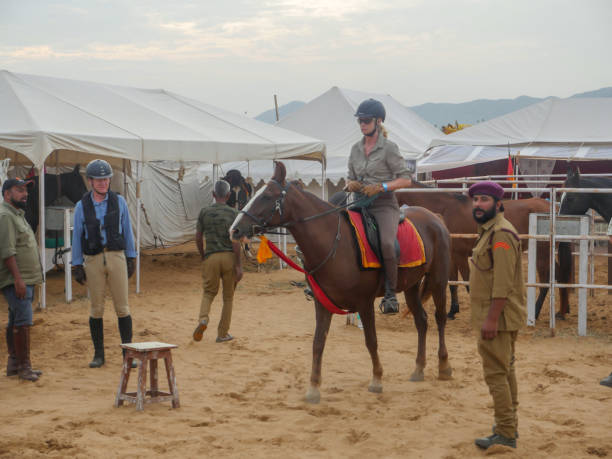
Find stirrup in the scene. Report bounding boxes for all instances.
[379,296,399,314]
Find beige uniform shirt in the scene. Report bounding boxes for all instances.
[469,212,526,331]
[347,134,411,184]
[0,201,43,289]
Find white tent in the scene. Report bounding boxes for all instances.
[269,86,441,184]
[0,70,325,167]
[0,70,325,306]
[419,98,612,172]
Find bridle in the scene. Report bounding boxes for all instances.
[238,179,374,275]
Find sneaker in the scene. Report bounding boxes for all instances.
[216,334,234,343]
[600,372,612,388]
[475,433,516,450]
[192,320,208,342]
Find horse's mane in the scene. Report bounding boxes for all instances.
[411,179,469,202]
[289,181,334,210]
[566,175,612,188]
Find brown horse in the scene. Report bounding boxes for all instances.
[230,162,453,404]
[396,182,567,320]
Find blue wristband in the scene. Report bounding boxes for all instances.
[382,182,389,192]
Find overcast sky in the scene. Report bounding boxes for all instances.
[1,0,611,116]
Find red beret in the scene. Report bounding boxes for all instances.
[468,181,505,200]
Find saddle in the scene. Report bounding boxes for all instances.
[345,205,426,270]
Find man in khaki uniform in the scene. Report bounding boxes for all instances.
[192,180,243,343]
[0,178,43,381]
[468,181,526,450]
[601,220,612,387]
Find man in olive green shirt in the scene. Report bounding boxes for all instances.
[468,181,526,450]
[192,180,243,343]
[0,178,43,382]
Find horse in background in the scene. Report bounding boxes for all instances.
[223,169,255,256]
[231,162,452,404]
[558,167,612,318]
[223,169,253,211]
[394,182,562,320]
[25,165,87,233]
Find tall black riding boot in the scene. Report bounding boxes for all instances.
[89,317,105,368]
[379,257,399,314]
[6,326,17,376]
[118,315,137,368]
[13,326,40,381]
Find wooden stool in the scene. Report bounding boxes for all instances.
[114,342,180,411]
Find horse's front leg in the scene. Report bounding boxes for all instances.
[306,300,332,404]
[358,303,383,393]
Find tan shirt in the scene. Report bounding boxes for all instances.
[347,134,411,184]
[0,201,43,289]
[469,212,526,331]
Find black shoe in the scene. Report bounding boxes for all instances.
[89,355,105,368]
[600,372,612,388]
[379,295,399,314]
[475,433,516,449]
[304,287,314,301]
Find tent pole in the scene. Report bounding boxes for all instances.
[136,161,142,294]
[321,161,326,200]
[123,159,128,200]
[38,163,46,309]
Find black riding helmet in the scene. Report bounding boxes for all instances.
[86,159,113,179]
[354,98,386,122]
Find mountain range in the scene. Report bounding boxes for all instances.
[255,87,612,128]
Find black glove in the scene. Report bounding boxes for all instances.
[126,258,136,279]
[73,265,86,285]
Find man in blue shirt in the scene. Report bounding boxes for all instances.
[72,159,137,368]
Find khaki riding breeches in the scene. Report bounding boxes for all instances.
[84,251,130,319]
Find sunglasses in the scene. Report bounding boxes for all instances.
[357,117,374,125]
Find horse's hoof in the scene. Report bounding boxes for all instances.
[438,365,453,381]
[305,387,320,404]
[368,381,383,393]
[410,370,425,382]
[555,312,567,321]
[447,313,456,320]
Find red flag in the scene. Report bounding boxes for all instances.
[507,156,517,188]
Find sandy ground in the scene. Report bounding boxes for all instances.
[0,246,611,459]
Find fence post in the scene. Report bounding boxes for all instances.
[578,216,589,336]
[527,214,537,326]
[64,208,72,304]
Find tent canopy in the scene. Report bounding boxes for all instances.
[0,70,325,168]
[420,98,612,172]
[275,86,440,183]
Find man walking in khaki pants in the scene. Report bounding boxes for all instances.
[72,159,137,368]
[468,181,526,450]
[193,180,243,343]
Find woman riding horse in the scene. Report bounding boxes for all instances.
[345,99,413,314]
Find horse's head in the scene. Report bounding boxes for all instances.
[559,165,589,215]
[62,164,87,203]
[230,161,291,241]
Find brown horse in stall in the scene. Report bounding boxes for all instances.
[230,162,453,404]
[395,181,567,320]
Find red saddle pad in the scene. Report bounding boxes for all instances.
[347,210,426,269]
